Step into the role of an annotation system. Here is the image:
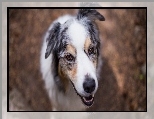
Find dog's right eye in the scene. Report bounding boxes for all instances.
[65,54,74,62]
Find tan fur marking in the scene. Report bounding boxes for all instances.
[93,60,97,68]
[69,64,77,80]
[58,64,69,92]
[84,38,97,68]
[84,38,91,52]
[58,62,77,91]
[66,44,76,56]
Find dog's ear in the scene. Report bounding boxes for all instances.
[45,22,61,59]
[77,9,105,21]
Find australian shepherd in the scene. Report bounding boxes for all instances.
[40,9,105,111]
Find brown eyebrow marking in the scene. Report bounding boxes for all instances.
[84,37,92,52]
[84,37,98,68]
[66,44,76,56]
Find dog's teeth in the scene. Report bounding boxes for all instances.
[83,96,93,102]
[83,97,87,102]
[90,97,93,102]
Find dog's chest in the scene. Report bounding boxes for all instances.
[53,82,86,111]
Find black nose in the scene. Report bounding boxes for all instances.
[83,78,95,93]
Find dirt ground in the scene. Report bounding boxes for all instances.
[9,9,146,111]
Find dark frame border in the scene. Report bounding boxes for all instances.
[7,7,147,112]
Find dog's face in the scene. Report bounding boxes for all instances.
[58,22,99,106]
[45,9,105,107]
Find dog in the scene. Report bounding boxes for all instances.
[40,9,105,111]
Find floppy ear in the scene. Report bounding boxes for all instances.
[77,9,105,21]
[45,22,61,59]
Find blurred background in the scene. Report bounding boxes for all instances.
[8,8,146,111]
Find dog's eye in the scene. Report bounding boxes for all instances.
[88,47,95,55]
[65,54,74,62]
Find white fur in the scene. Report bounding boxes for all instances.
[40,15,99,111]
[41,15,86,111]
[68,20,98,97]
[41,38,85,110]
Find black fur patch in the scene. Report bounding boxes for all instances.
[86,21,100,56]
[45,22,61,59]
[77,9,105,21]
[76,9,105,57]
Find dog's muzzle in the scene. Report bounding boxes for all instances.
[71,76,97,107]
[80,77,95,106]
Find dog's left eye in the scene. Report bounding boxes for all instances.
[65,54,74,62]
[88,47,95,55]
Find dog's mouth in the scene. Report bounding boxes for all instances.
[80,95,94,107]
[70,81,94,107]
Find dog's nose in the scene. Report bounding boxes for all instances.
[83,78,95,93]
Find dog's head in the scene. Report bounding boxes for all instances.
[45,9,105,107]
